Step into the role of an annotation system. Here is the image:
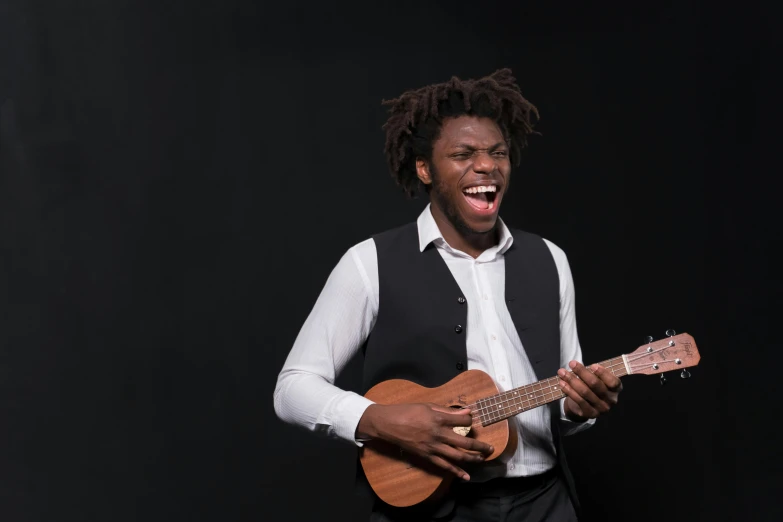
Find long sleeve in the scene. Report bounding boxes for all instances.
[273,241,378,445]
[544,239,596,437]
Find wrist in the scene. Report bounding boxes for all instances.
[356,404,382,440]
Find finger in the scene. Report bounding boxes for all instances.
[568,362,617,407]
[590,364,623,392]
[437,411,474,427]
[428,454,470,480]
[558,378,599,417]
[433,439,488,465]
[562,370,610,414]
[440,431,494,456]
[557,374,600,417]
[569,361,610,397]
[563,397,585,419]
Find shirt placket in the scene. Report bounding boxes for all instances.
[472,260,513,391]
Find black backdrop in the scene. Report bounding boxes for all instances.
[1,1,779,521]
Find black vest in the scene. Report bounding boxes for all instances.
[360,221,580,515]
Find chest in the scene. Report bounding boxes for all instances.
[363,226,562,391]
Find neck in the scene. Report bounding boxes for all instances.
[469,356,627,427]
[429,203,499,258]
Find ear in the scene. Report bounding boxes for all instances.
[415,158,432,186]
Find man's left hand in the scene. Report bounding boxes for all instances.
[558,361,623,422]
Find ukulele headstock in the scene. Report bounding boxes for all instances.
[626,332,700,376]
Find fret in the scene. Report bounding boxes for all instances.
[476,356,628,426]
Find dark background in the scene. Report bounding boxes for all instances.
[1,1,779,521]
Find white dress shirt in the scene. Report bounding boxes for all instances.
[274,204,594,481]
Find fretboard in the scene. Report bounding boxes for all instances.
[470,356,627,426]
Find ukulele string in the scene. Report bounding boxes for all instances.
[468,359,631,425]
[469,376,565,426]
[467,349,684,425]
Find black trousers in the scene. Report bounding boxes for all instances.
[370,468,578,522]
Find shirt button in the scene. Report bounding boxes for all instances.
[483,294,488,300]
[491,334,497,341]
[457,297,466,304]
[456,362,465,371]
[509,464,515,470]
[455,325,463,334]
[499,375,505,382]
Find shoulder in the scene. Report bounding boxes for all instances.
[541,237,568,264]
[505,227,556,253]
[346,237,377,267]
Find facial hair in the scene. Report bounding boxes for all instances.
[429,163,493,237]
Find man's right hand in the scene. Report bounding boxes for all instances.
[355,403,494,481]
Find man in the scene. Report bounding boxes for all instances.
[274,69,622,521]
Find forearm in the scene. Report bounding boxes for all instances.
[547,242,596,436]
[273,243,378,444]
[274,370,375,443]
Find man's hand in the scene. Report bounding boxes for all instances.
[558,361,623,422]
[356,403,494,481]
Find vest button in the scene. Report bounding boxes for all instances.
[455,325,463,334]
[457,297,466,304]
[456,362,465,371]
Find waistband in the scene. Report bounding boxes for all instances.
[453,466,559,498]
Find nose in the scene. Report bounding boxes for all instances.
[473,152,496,174]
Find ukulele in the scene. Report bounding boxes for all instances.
[359,332,700,508]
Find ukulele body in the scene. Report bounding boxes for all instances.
[359,369,517,507]
[358,333,702,509]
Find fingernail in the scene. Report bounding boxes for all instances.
[462,473,470,481]
[488,446,494,453]
[557,369,566,377]
[569,361,577,369]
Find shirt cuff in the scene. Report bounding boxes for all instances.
[326,392,376,446]
[559,398,596,436]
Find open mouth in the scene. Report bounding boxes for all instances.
[462,185,499,212]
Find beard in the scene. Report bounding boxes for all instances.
[429,164,494,237]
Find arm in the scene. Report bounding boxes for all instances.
[274,239,494,480]
[544,239,595,435]
[273,242,377,444]
[545,241,623,426]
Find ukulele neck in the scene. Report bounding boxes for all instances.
[470,356,626,427]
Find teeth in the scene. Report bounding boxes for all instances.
[463,185,498,194]
[489,201,494,210]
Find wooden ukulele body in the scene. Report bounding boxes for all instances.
[359,369,517,507]
[357,333,701,509]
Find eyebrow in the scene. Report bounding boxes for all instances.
[451,142,508,151]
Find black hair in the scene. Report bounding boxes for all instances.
[382,68,539,197]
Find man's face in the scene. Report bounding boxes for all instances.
[417,115,511,235]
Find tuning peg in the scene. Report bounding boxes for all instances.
[660,374,666,386]
[646,336,654,344]
[680,369,691,379]
[666,329,676,337]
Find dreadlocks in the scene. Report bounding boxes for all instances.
[382,68,539,197]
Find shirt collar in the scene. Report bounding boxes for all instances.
[416,203,514,255]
